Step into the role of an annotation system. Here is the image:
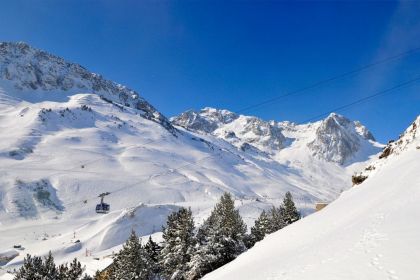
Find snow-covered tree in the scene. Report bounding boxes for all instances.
[67,258,84,280]
[80,274,93,280]
[41,252,58,280]
[14,252,85,280]
[249,209,271,245]
[267,205,285,233]
[57,263,69,279]
[159,207,195,280]
[187,193,247,279]
[110,230,153,280]
[282,191,300,225]
[144,236,161,275]
[14,254,41,280]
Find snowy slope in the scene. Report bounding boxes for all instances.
[205,116,420,280]
[0,42,382,277]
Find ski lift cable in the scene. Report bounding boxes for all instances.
[236,46,420,114]
[301,75,420,123]
[3,150,222,217]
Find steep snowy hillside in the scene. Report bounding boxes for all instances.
[205,116,420,280]
[0,42,381,277]
[0,42,174,132]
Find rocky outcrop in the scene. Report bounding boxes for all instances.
[308,113,375,164]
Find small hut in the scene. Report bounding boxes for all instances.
[315,202,328,211]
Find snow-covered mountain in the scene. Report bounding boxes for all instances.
[0,42,382,277]
[172,107,378,164]
[0,42,174,133]
[205,116,420,280]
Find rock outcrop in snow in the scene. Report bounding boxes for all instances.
[353,115,420,185]
[0,42,175,133]
[307,113,376,164]
[172,107,287,153]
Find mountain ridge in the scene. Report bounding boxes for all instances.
[172,107,379,165]
[0,41,175,133]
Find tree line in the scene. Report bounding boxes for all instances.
[14,192,300,280]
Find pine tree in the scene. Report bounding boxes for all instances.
[42,252,58,280]
[267,205,286,233]
[144,236,161,274]
[282,191,300,225]
[249,210,271,245]
[14,253,87,280]
[110,230,153,280]
[81,274,93,280]
[68,258,84,280]
[159,207,195,280]
[187,193,247,279]
[14,254,38,280]
[57,263,69,279]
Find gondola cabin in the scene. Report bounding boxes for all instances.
[96,192,111,214]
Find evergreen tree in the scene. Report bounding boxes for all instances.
[144,236,161,274]
[249,210,271,245]
[14,253,87,280]
[187,193,247,279]
[42,252,58,280]
[267,205,286,233]
[110,230,153,280]
[159,207,195,280]
[81,274,93,280]
[14,254,38,280]
[282,191,300,225]
[57,263,69,279]
[68,258,84,280]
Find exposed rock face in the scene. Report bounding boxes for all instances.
[172,107,286,152]
[352,115,419,185]
[354,121,376,141]
[219,115,286,150]
[173,109,379,163]
[378,115,419,159]
[171,107,239,133]
[0,42,175,133]
[307,113,375,164]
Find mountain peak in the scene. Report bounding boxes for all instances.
[0,41,175,133]
[307,113,377,164]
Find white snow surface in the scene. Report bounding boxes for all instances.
[205,118,420,280]
[0,42,384,277]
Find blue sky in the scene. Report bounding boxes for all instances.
[0,0,419,142]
